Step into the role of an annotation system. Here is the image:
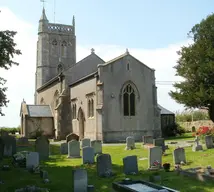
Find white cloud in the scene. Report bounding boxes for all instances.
[0,7,187,127]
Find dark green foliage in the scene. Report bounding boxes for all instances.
[0,30,21,116]
[162,123,186,137]
[0,127,20,134]
[192,126,196,132]
[169,14,214,122]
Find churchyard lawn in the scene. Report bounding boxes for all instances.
[1,136,214,192]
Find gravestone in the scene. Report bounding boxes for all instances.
[96,154,113,177]
[73,169,88,192]
[81,138,91,148]
[192,136,203,151]
[60,142,68,155]
[125,136,136,150]
[2,135,16,156]
[205,135,213,149]
[0,137,4,160]
[82,146,94,164]
[142,136,153,144]
[153,138,165,152]
[173,148,186,164]
[148,146,162,169]
[0,131,8,137]
[35,136,50,161]
[123,155,138,175]
[26,152,39,169]
[68,140,81,158]
[91,140,102,155]
[66,133,79,142]
[17,137,29,146]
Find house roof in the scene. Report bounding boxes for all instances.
[158,104,174,115]
[26,105,53,117]
[65,52,105,86]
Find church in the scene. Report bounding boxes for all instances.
[20,8,162,142]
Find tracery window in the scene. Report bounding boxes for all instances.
[72,103,77,119]
[88,98,94,118]
[123,84,136,116]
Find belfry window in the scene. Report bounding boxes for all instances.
[123,84,136,116]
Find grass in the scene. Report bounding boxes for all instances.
[1,136,214,192]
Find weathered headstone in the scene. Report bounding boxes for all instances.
[91,140,102,155]
[2,135,16,156]
[148,146,162,169]
[68,140,81,158]
[26,152,39,169]
[142,135,153,144]
[35,136,49,161]
[123,155,138,175]
[96,154,113,177]
[192,136,203,151]
[153,138,165,152]
[205,135,213,149]
[0,137,4,160]
[81,138,91,148]
[73,169,88,192]
[66,133,79,142]
[125,136,135,150]
[173,148,186,164]
[60,142,68,155]
[17,137,29,146]
[82,146,94,164]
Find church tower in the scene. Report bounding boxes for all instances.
[35,8,76,103]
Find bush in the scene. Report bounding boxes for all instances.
[0,127,20,135]
[162,123,186,137]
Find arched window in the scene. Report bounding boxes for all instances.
[123,84,136,116]
[88,100,91,117]
[40,98,45,105]
[91,99,94,117]
[72,104,77,119]
[61,40,67,57]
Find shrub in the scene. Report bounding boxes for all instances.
[192,126,196,132]
[0,127,20,135]
[162,123,186,137]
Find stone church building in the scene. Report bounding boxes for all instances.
[20,8,162,142]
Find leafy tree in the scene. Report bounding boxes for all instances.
[0,30,21,116]
[169,13,214,122]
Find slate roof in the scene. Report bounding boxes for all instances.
[26,105,53,117]
[158,104,174,115]
[65,53,105,86]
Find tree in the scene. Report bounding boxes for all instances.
[169,13,214,122]
[0,30,21,116]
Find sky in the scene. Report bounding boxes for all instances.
[0,0,214,127]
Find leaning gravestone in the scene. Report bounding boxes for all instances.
[68,140,81,158]
[60,142,68,155]
[205,135,213,149]
[66,133,79,142]
[173,148,186,164]
[125,136,136,150]
[91,140,102,155]
[81,138,91,148]
[96,154,113,177]
[2,135,16,156]
[26,152,39,169]
[82,146,94,164]
[73,169,88,192]
[123,155,138,175]
[153,138,165,152]
[148,146,162,169]
[0,137,4,160]
[35,136,49,161]
[192,136,203,151]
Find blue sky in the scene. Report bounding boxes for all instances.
[0,1,214,127]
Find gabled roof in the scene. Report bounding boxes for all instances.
[26,105,53,117]
[65,52,105,86]
[158,104,174,115]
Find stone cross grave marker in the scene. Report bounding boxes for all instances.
[82,146,94,164]
[60,142,68,155]
[81,138,91,148]
[205,135,213,149]
[91,140,102,155]
[148,146,162,169]
[26,152,39,169]
[192,136,203,151]
[35,136,50,161]
[173,148,186,164]
[68,140,81,158]
[125,136,136,150]
[96,154,113,177]
[123,155,138,175]
[73,169,88,192]
[2,135,16,157]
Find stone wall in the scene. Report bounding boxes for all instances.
[179,120,214,131]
